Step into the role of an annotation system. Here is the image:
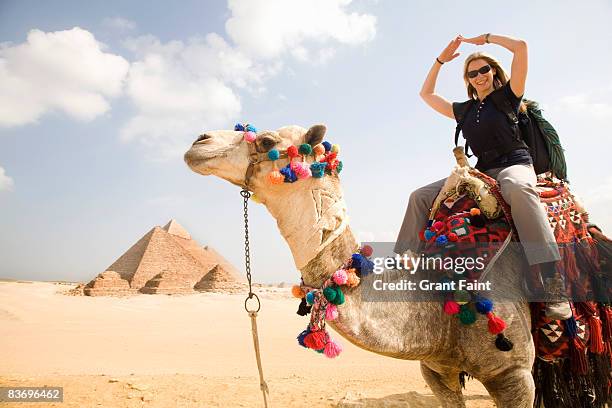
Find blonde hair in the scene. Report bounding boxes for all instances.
[463,52,527,113]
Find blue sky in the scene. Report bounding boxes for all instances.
[1,0,611,283]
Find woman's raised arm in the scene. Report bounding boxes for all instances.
[460,33,528,98]
[419,36,463,120]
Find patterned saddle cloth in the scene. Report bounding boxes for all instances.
[420,164,612,395]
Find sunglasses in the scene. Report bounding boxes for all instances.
[467,65,492,79]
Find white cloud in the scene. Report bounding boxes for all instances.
[0,27,129,127]
[225,0,376,60]
[0,166,14,191]
[120,33,282,159]
[546,91,612,121]
[102,17,136,31]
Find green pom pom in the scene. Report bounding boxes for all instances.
[336,161,343,173]
[458,304,476,325]
[298,143,313,155]
[323,287,337,302]
[454,290,470,305]
[332,286,345,305]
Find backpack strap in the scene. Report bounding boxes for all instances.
[489,87,519,128]
[452,100,476,157]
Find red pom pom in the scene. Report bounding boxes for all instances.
[360,245,373,257]
[304,330,327,349]
[287,145,299,158]
[432,221,445,232]
[486,312,506,334]
[448,232,458,242]
[418,229,426,242]
[443,300,460,315]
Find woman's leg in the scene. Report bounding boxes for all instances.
[394,177,447,255]
[485,164,561,266]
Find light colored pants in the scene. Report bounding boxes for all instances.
[394,164,561,266]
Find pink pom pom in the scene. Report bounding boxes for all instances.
[325,304,338,321]
[443,300,460,315]
[294,162,311,179]
[323,339,342,358]
[332,269,348,285]
[433,221,445,232]
[244,131,256,142]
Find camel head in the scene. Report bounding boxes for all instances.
[184,123,350,269]
[184,124,327,189]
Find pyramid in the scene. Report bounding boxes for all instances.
[85,219,243,296]
[194,265,245,292]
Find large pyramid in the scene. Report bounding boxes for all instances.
[84,219,244,296]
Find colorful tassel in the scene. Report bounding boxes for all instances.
[589,315,605,354]
[458,305,476,324]
[475,297,494,314]
[331,144,340,153]
[243,131,256,143]
[310,162,326,178]
[287,145,299,158]
[267,170,284,185]
[306,291,315,304]
[297,328,310,347]
[432,221,445,232]
[495,333,513,351]
[322,141,332,152]
[345,270,360,287]
[324,339,342,358]
[331,287,345,305]
[325,304,338,321]
[291,285,304,298]
[296,298,311,316]
[267,149,280,160]
[323,287,337,302]
[298,143,312,155]
[304,330,326,350]
[486,312,507,334]
[332,269,348,285]
[443,300,460,315]
[360,245,373,257]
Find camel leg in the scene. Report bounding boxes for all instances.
[420,362,465,408]
[480,368,535,408]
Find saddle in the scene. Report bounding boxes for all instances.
[419,148,612,406]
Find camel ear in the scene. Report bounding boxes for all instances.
[304,124,327,146]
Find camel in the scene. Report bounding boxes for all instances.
[184,123,536,407]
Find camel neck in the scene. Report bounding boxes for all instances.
[299,226,359,288]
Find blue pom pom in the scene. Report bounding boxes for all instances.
[279,164,297,182]
[424,229,435,241]
[306,291,315,304]
[267,149,280,160]
[322,141,332,152]
[361,258,374,276]
[475,297,494,314]
[297,328,310,347]
[310,162,326,178]
[351,253,364,272]
[245,124,257,132]
[435,235,448,246]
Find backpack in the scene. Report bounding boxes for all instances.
[453,92,568,182]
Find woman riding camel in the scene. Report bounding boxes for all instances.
[395,33,571,319]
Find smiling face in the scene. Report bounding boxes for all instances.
[466,58,496,95]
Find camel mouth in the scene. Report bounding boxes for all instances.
[184,145,215,174]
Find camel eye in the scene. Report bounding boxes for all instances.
[259,136,277,151]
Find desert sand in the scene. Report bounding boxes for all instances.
[0,280,494,407]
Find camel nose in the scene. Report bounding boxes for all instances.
[194,134,212,145]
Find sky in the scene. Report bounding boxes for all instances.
[1,0,611,284]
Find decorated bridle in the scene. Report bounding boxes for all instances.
[234,123,343,191]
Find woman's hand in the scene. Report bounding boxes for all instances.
[438,36,462,63]
[459,34,487,46]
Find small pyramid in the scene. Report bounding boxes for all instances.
[163,219,191,240]
[194,265,245,292]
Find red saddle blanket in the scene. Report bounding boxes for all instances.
[420,169,612,405]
